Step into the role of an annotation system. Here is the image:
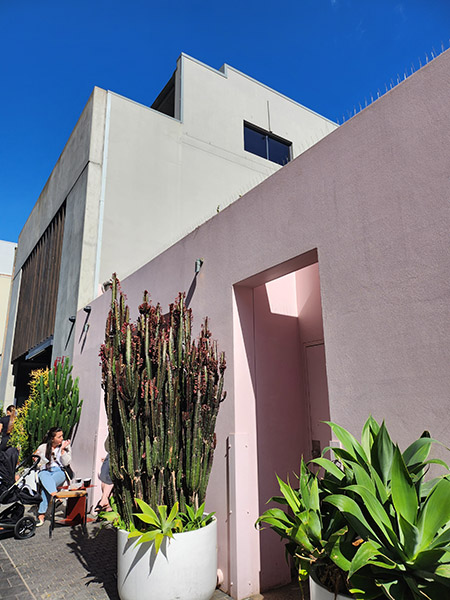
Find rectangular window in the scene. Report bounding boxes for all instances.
[244,123,291,166]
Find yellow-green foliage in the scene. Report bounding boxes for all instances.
[10,359,83,463]
[10,369,49,461]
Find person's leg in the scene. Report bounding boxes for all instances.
[38,468,66,524]
[99,482,114,509]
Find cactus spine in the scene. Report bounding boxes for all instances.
[100,275,226,530]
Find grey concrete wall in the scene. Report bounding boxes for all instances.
[52,88,107,360]
[72,48,450,598]
[15,90,97,270]
[0,87,107,404]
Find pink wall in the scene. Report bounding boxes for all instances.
[254,279,307,590]
[72,50,450,598]
[296,264,331,456]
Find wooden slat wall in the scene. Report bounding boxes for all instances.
[12,205,66,361]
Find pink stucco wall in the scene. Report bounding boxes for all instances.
[72,50,450,599]
[254,278,307,590]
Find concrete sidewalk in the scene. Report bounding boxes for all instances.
[0,512,302,600]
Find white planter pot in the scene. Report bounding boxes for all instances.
[310,574,353,600]
[117,518,217,600]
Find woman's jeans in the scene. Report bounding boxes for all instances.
[38,466,66,514]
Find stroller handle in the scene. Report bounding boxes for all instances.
[17,454,40,471]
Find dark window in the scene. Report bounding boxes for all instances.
[151,72,175,118]
[244,123,291,165]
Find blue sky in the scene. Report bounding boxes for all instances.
[1,0,450,242]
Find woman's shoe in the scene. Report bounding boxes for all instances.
[36,519,45,527]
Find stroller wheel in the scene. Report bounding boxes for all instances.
[14,516,36,539]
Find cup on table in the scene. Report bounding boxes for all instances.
[83,478,91,488]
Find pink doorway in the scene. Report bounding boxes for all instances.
[233,252,331,593]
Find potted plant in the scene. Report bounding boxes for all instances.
[257,416,450,599]
[100,275,226,600]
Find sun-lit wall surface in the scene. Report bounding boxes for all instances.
[72,48,450,598]
[99,54,337,283]
[0,241,16,382]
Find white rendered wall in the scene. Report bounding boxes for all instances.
[97,54,337,284]
[0,241,16,383]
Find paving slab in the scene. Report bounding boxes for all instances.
[0,509,304,600]
[0,513,234,600]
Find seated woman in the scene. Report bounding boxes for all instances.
[0,405,17,452]
[35,427,71,526]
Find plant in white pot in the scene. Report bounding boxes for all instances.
[100,275,226,600]
[257,417,450,600]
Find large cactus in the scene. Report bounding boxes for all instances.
[100,275,226,530]
[9,358,83,461]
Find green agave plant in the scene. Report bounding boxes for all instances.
[257,416,450,600]
[101,498,215,555]
[256,459,352,597]
[128,500,183,554]
[321,419,450,599]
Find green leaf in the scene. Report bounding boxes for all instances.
[167,501,179,524]
[157,504,168,526]
[135,498,159,521]
[256,510,294,533]
[306,509,322,542]
[361,415,380,459]
[195,502,205,519]
[290,524,315,553]
[420,458,449,470]
[348,540,384,578]
[376,578,410,600]
[413,548,450,570]
[367,463,389,504]
[310,457,345,481]
[327,446,362,467]
[328,530,352,571]
[417,477,450,552]
[435,564,450,579]
[428,523,450,550]
[370,421,394,485]
[391,446,417,525]
[154,532,164,553]
[133,512,159,526]
[277,476,301,513]
[403,435,440,468]
[352,463,377,496]
[127,530,143,538]
[397,513,420,560]
[134,530,158,545]
[100,510,120,522]
[324,494,377,540]
[344,484,396,546]
[309,476,320,512]
[326,421,368,464]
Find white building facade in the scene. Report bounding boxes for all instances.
[0,240,16,387]
[0,53,336,406]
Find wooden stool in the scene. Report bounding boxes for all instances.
[49,489,87,538]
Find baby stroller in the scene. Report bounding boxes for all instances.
[0,447,41,539]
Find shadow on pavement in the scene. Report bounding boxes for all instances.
[67,524,119,599]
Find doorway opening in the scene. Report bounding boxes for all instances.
[233,249,331,592]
